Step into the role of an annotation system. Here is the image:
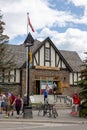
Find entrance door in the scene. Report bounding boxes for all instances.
[58,81,63,94]
[36,80,40,95]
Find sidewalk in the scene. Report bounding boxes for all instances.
[0,109,87,124]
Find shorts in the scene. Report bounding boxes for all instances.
[5,105,10,111]
[10,105,14,110]
[1,102,6,108]
[53,88,56,91]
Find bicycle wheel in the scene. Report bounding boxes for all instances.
[52,110,58,118]
[38,104,44,116]
[46,110,51,117]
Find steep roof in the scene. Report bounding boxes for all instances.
[8,39,41,68]
[8,38,83,72]
[60,50,83,72]
[7,44,26,68]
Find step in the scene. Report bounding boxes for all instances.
[30,95,72,107]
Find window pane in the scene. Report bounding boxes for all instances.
[45,48,50,61]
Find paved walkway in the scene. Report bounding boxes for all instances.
[0,109,87,124]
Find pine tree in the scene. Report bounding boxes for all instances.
[0,11,16,84]
[78,52,87,117]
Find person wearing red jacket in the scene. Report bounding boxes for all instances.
[70,93,80,115]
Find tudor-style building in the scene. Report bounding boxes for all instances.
[0,34,83,96]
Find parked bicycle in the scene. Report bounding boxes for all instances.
[51,103,58,118]
[38,102,58,118]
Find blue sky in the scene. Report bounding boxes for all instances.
[0,0,87,59]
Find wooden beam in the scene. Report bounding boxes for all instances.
[35,65,60,70]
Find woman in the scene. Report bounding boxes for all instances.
[12,95,23,118]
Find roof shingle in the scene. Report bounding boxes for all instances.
[8,39,83,72]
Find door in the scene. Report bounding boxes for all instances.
[36,80,40,95]
[58,81,63,94]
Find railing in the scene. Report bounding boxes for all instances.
[56,95,73,106]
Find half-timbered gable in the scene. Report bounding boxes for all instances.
[0,36,83,96]
[33,37,72,71]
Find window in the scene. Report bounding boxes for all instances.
[45,48,50,61]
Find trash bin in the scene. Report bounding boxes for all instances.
[23,106,33,118]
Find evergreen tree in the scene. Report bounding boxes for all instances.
[78,52,87,117]
[0,11,16,83]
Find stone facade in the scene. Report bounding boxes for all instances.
[21,68,72,96]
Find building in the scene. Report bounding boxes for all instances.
[0,34,83,96]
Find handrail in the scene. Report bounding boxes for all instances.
[56,95,72,105]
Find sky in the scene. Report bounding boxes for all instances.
[0,0,87,60]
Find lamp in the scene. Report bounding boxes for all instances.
[23,32,34,118]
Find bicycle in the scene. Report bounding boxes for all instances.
[51,104,58,118]
[38,103,44,116]
[38,103,51,117]
[38,102,58,118]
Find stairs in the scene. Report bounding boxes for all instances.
[30,95,72,109]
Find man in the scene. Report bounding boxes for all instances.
[10,93,16,116]
[53,82,57,100]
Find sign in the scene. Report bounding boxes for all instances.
[41,80,53,94]
[29,51,32,63]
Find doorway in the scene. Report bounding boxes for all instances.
[36,80,40,94]
[53,81,61,94]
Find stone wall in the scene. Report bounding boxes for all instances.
[21,67,80,97]
[63,86,81,96]
[21,68,80,96]
[0,84,20,96]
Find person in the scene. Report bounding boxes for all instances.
[12,95,23,118]
[0,95,2,113]
[22,94,27,114]
[4,93,11,118]
[52,82,57,100]
[70,92,80,115]
[10,93,16,116]
[43,84,49,103]
[1,92,6,112]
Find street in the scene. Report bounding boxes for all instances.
[0,122,87,130]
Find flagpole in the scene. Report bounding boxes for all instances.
[26,12,29,94]
[26,12,34,95]
[27,12,29,34]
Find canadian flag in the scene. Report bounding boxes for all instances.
[28,15,35,32]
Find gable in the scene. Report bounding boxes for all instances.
[60,50,83,72]
[7,37,82,73]
[33,37,72,71]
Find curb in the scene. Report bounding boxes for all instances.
[0,118,87,124]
